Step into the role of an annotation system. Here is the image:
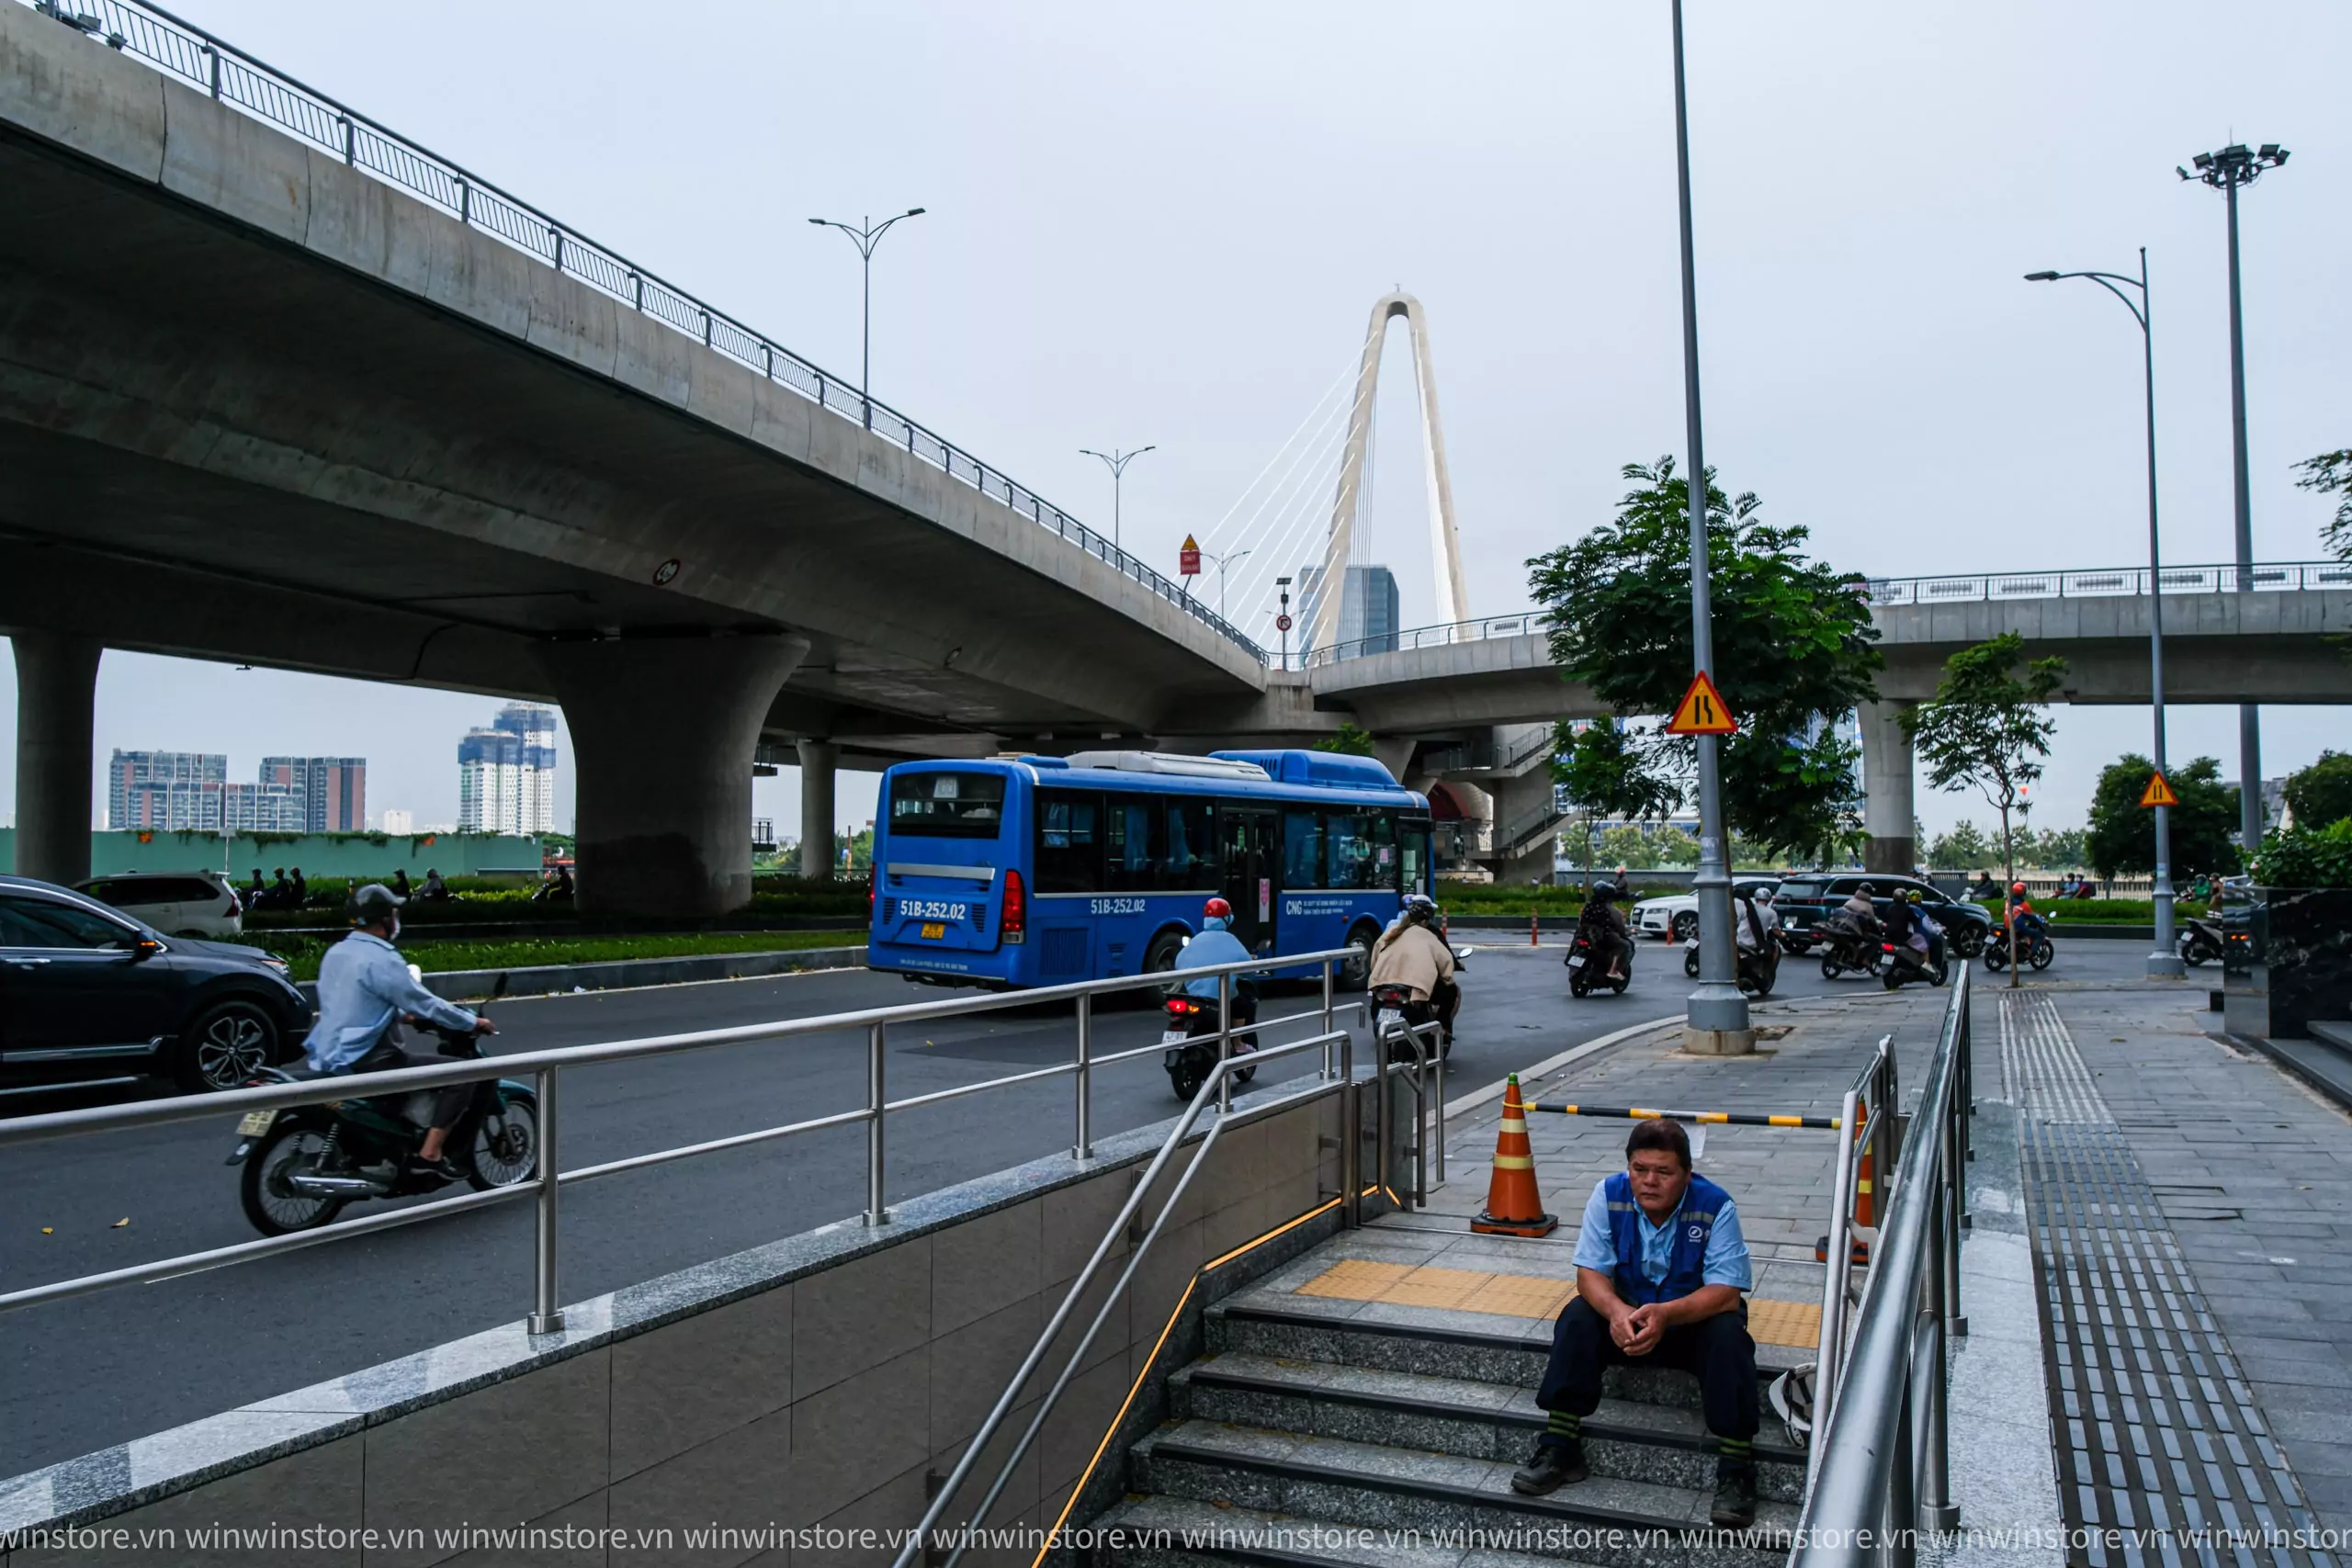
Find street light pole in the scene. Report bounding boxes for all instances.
[2026,250,2180,977]
[1080,446,1156,554]
[1668,0,1747,1050]
[2180,142,2288,854]
[808,208,927,430]
[1204,547,1252,619]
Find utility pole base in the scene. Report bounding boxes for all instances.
[2145,953,2186,980]
[1682,1027,1758,1057]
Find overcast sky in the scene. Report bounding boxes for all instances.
[2,0,2346,840]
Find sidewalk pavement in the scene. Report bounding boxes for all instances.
[2041,982,2352,1545]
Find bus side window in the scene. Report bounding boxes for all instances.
[1104,798,1163,893]
[1371,814,1398,890]
[1283,811,1325,890]
[1400,826,1429,893]
[1327,811,1377,890]
[1164,798,1216,890]
[1036,795,1102,893]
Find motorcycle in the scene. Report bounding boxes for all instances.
[1815,915,1885,981]
[229,1015,539,1236]
[1983,919,2055,972]
[1880,939,1949,991]
[1682,939,1781,998]
[2177,916,2223,967]
[1566,925,1632,998]
[1161,989,1258,1101]
[1370,981,1453,1064]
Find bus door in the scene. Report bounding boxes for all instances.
[1219,808,1279,954]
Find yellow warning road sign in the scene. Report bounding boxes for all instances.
[2139,772,2178,808]
[1664,671,1737,736]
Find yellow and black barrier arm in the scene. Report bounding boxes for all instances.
[1524,1102,1841,1130]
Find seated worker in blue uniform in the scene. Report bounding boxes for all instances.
[1510,1117,1760,1529]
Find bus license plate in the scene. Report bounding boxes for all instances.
[921,922,946,939]
[236,1111,276,1136]
[1566,954,1586,969]
[1160,1030,1189,1045]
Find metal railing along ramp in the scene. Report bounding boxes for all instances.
[15,0,1267,664]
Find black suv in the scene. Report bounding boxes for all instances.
[0,874,313,1094]
[1772,874,1995,959]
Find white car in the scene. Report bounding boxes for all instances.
[1632,877,1781,942]
[75,870,245,938]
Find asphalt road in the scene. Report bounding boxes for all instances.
[0,933,2161,1477]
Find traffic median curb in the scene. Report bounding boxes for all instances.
[296,943,869,1004]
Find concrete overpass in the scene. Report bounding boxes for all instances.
[0,1,1272,909]
[1297,564,2352,873]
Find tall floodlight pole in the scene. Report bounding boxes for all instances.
[2179,142,2288,853]
[2026,251,2180,977]
[1669,0,1747,1048]
[808,208,926,430]
[1080,446,1156,553]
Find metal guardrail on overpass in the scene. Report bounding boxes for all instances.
[1301,559,2349,668]
[20,0,1271,665]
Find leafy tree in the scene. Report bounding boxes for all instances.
[2018,825,2089,870]
[1652,826,1702,867]
[1903,633,2065,982]
[2252,818,2352,889]
[2296,448,2352,562]
[1927,820,1995,870]
[1315,723,1378,758]
[2285,750,2352,830]
[1595,823,1661,868]
[1526,457,1882,862]
[2085,755,2240,881]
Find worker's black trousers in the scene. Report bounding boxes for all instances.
[1536,1297,1759,1442]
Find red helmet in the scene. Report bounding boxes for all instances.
[2011,882,2027,895]
[1204,897,1233,920]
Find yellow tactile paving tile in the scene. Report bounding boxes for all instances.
[1290,1259,1821,1348]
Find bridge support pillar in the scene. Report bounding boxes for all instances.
[1860,699,1917,876]
[540,634,808,916]
[797,740,839,882]
[8,629,102,886]
[1490,765,1560,886]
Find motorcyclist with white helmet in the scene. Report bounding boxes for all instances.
[1371,893,1461,1045]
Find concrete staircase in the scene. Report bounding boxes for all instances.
[1086,1292,1804,1567]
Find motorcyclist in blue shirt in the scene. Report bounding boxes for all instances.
[1174,897,1252,997]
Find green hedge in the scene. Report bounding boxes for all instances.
[238,927,865,983]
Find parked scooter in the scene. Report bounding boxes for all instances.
[1161,988,1258,1101]
[1565,927,1633,998]
[2177,916,2224,967]
[229,1014,538,1236]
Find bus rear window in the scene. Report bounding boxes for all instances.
[888,773,1007,838]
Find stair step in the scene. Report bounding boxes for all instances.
[1206,1300,1804,1413]
[1174,1354,1804,1503]
[1132,1419,1794,1568]
[1089,1493,1606,1567]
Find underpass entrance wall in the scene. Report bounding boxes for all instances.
[0,1080,1363,1564]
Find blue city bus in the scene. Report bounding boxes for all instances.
[866,750,1435,989]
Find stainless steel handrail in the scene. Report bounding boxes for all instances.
[1809,1035,1892,1477]
[0,945,1358,1319]
[897,1021,1362,1568]
[1374,1012,1446,1195]
[1306,558,2350,668]
[1792,964,1972,1565]
[16,0,1268,662]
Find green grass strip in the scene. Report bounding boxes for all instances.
[244,927,865,982]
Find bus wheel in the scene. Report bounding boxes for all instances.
[1341,926,1377,989]
[1143,929,1188,989]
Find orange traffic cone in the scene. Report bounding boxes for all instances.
[1472,1074,1557,1237]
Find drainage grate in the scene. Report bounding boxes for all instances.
[2007,992,2335,1568]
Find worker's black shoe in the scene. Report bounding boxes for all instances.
[1509,1438,1588,1495]
[406,1155,462,1186]
[1711,1459,1758,1529]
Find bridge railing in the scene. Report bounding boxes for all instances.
[20,0,1269,665]
[1301,558,2349,669]
[1863,558,2352,606]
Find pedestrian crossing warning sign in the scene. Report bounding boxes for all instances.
[1664,671,1737,736]
[2140,772,2178,808]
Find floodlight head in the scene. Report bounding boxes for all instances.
[2176,165,2192,180]
[2258,143,2279,160]
[2024,271,2061,282]
[2192,152,2213,170]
